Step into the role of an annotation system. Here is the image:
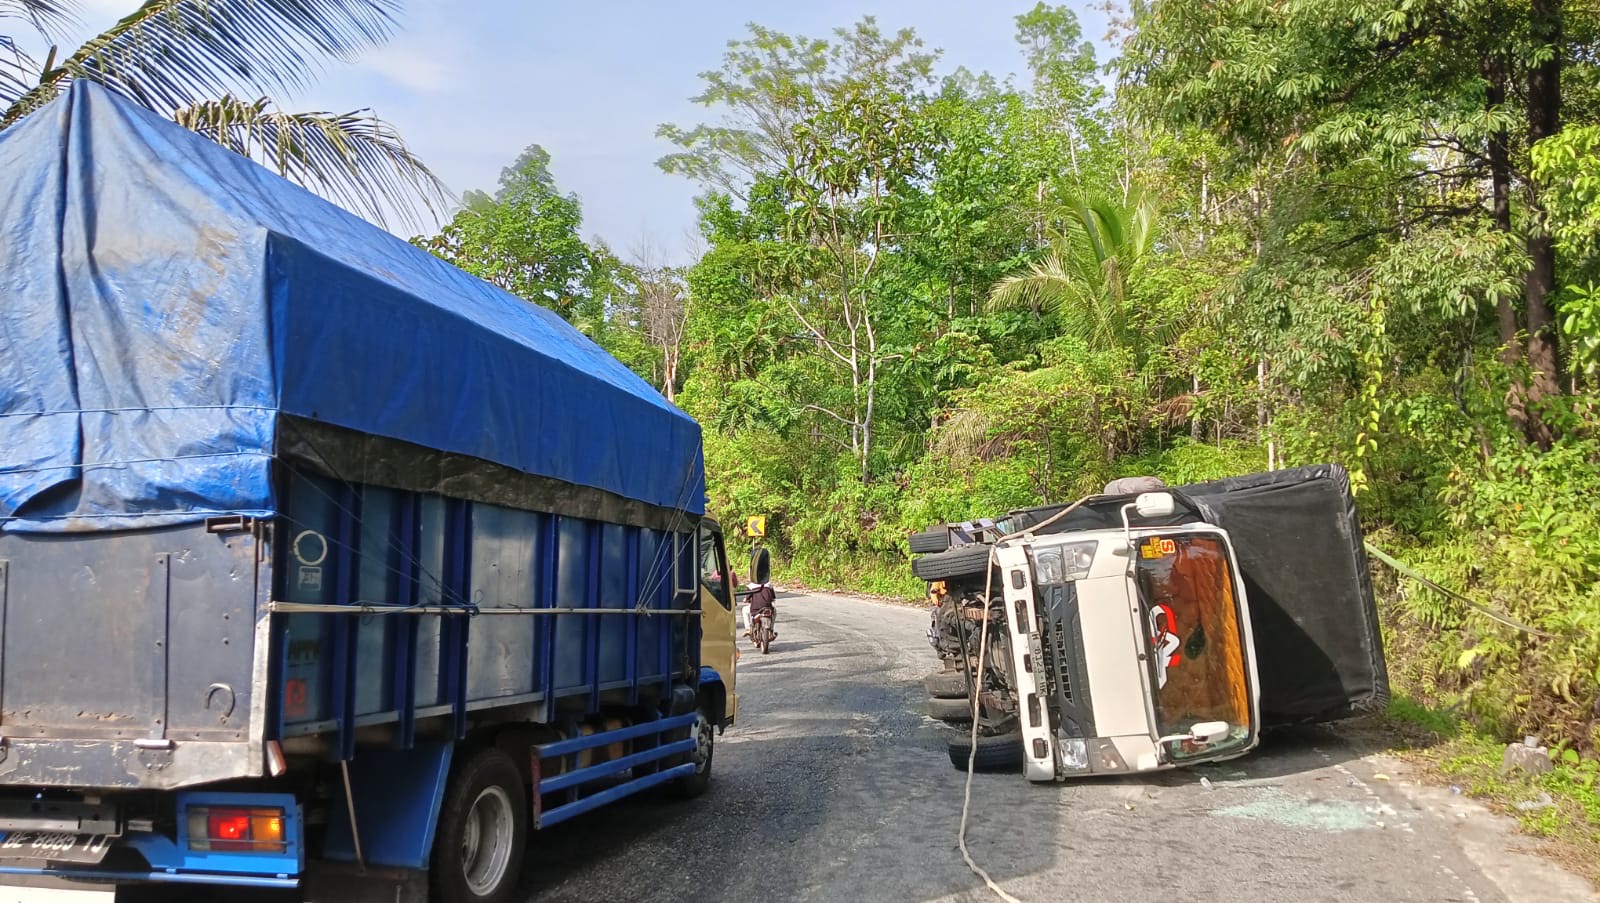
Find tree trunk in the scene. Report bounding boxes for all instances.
[1524,0,1565,447]
[662,349,678,403]
[1191,374,1202,441]
[1484,54,1531,437]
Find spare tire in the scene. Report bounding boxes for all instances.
[924,671,970,699]
[911,543,994,582]
[1103,475,1166,495]
[927,696,974,722]
[908,528,951,554]
[946,731,1025,772]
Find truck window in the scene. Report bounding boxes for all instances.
[1135,532,1252,759]
[699,527,733,610]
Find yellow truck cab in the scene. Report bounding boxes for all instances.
[697,519,740,726]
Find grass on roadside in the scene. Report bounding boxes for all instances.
[1386,695,1600,884]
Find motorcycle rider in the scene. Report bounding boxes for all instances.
[745,580,777,641]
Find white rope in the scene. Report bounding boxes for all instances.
[957,548,1023,903]
[955,497,1091,903]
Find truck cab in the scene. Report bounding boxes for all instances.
[918,490,1261,780]
[992,491,1260,780]
[697,519,739,726]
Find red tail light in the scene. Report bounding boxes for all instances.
[186,806,286,852]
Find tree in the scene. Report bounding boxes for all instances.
[662,19,936,483]
[625,243,691,401]
[1122,0,1599,446]
[0,0,445,225]
[1013,2,1106,183]
[419,144,596,322]
[989,192,1160,363]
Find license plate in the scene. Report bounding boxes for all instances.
[0,833,113,865]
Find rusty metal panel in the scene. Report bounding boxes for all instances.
[0,523,259,788]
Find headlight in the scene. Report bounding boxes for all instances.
[1032,548,1065,584]
[1058,737,1089,772]
[1091,738,1128,772]
[1031,541,1097,585]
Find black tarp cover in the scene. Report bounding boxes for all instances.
[1183,465,1388,725]
[1012,464,1388,725]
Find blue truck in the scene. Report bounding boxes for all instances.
[0,82,739,901]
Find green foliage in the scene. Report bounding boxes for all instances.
[418,145,597,323]
[1533,126,1600,263]
[1435,732,1600,875]
[649,4,1600,754]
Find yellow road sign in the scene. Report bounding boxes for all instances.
[745,515,767,538]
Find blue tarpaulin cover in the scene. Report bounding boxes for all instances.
[0,82,704,532]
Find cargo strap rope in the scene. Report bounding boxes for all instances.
[957,496,1091,903]
[1363,542,1554,638]
[340,758,366,873]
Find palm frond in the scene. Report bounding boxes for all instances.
[0,33,39,105]
[989,190,1163,358]
[172,95,448,228]
[3,0,397,127]
[0,0,78,39]
[989,252,1078,312]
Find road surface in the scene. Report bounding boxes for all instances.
[519,591,1594,903]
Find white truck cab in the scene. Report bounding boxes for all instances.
[990,492,1261,780]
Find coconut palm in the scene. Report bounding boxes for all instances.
[0,0,446,227]
[984,191,1201,460]
[989,192,1161,365]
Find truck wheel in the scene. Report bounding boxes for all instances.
[909,528,951,554]
[947,731,1025,772]
[911,543,994,583]
[670,709,715,799]
[927,696,974,722]
[431,747,527,903]
[924,671,970,699]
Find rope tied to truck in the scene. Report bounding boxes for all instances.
[957,497,1094,903]
[1362,542,1554,638]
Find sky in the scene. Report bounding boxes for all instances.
[52,1,1116,263]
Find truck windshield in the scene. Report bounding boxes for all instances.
[1135,532,1252,760]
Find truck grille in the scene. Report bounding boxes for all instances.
[1037,582,1095,739]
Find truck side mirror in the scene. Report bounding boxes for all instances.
[751,547,771,585]
[1190,721,1229,744]
[1134,492,1176,518]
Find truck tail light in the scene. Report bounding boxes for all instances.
[186,806,286,852]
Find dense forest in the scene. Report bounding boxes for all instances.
[417,2,1600,752]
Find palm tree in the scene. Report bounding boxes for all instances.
[0,0,446,227]
[985,191,1199,460]
[989,192,1160,364]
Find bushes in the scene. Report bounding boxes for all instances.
[1378,434,1600,752]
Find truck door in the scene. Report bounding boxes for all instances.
[697,524,737,718]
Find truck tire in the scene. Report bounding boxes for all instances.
[909,528,951,554]
[911,543,994,582]
[670,708,715,799]
[927,696,974,722]
[947,731,1025,772]
[431,746,527,903]
[924,671,970,699]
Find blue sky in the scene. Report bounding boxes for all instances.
[63,1,1114,262]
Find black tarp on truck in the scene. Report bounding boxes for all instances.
[1010,464,1388,726]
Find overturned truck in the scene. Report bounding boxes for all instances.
[913,466,1387,779]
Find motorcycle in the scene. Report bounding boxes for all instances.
[748,608,776,654]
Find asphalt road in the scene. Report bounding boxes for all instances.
[519,591,1595,903]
